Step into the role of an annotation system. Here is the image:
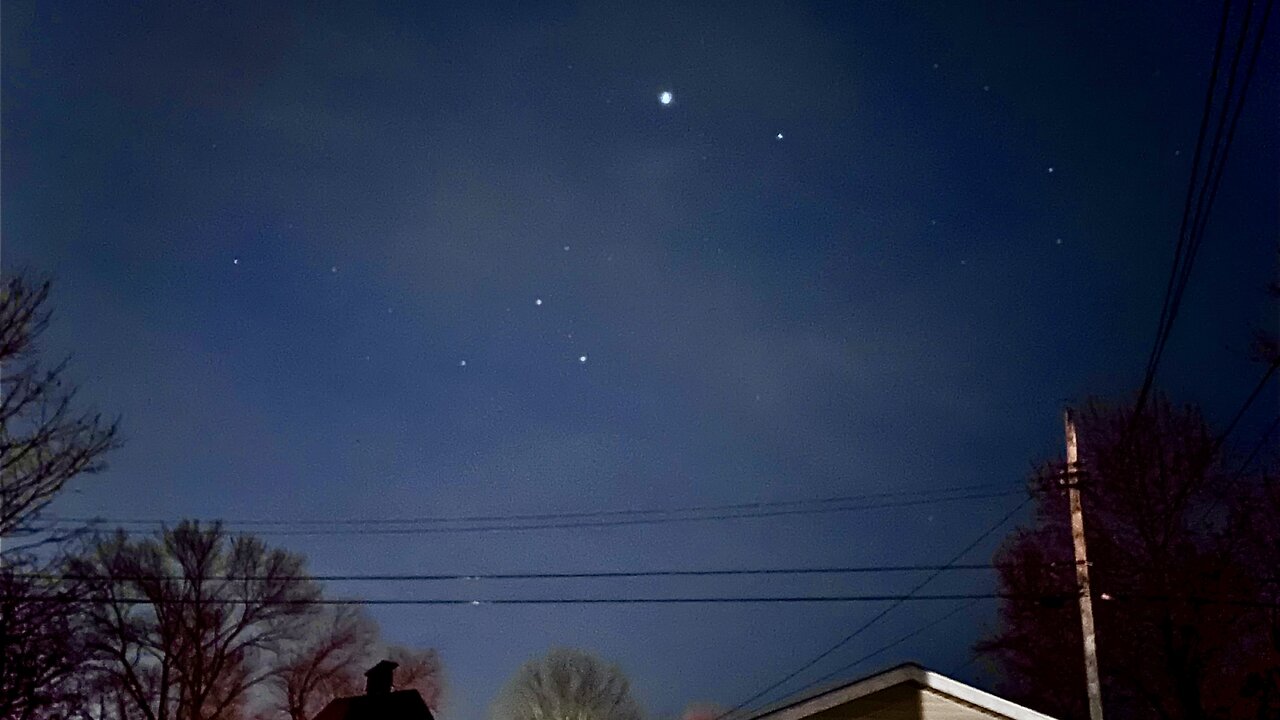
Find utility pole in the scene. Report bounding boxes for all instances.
[1063,407,1104,720]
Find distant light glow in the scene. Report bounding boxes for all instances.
[659,91,673,105]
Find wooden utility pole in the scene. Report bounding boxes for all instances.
[1064,407,1104,720]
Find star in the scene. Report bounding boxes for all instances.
[563,245,571,251]
[659,91,673,105]
[1056,238,1063,245]
[578,355,588,363]
[932,63,940,69]
[330,266,338,273]
[459,360,467,367]
[775,133,784,140]
[1047,167,1055,173]
[535,298,543,306]
[983,85,991,92]
[232,257,240,265]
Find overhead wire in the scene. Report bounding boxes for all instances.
[46,480,1020,526]
[1132,0,1273,434]
[1132,0,1236,421]
[782,599,987,706]
[43,487,1027,537]
[3,592,1273,609]
[714,496,1032,720]
[12,562,1034,584]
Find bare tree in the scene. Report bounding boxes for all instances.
[69,521,321,720]
[386,646,445,711]
[264,609,446,719]
[0,275,119,543]
[0,560,96,720]
[493,648,643,720]
[267,606,379,720]
[0,276,121,717]
[976,395,1278,720]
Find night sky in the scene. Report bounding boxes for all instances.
[3,2,1278,719]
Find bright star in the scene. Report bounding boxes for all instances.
[535,298,543,306]
[459,360,467,367]
[659,91,673,105]
[578,355,588,363]
[776,133,784,140]
[232,257,240,265]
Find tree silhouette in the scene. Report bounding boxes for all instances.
[68,521,321,720]
[976,395,1278,720]
[493,648,643,720]
[0,275,118,544]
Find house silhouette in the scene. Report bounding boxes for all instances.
[311,660,435,720]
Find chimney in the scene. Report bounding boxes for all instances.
[365,660,399,695]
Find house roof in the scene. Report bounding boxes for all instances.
[745,663,1056,720]
[312,689,434,720]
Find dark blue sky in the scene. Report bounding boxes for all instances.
[3,1,1277,718]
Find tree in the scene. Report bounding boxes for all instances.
[68,521,322,720]
[0,565,97,720]
[0,275,119,543]
[493,648,643,720]
[386,646,446,711]
[263,607,446,720]
[267,606,378,720]
[976,395,1278,720]
[0,275,121,717]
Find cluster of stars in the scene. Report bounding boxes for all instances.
[233,82,1070,371]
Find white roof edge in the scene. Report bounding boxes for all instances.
[749,664,1057,720]
[917,667,1057,720]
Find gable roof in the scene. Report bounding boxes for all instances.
[746,663,1056,720]
[312,689,434,720]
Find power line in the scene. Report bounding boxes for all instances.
[1169,0,1273,338]
[1216,359,1279,449]
[1133,0,1235,421]
[48,490,1026,537]
[1236,415,1280,478]
[750,599,986,718]
[47,481,1021,528]
[715,497,1032,720]
[12,562,1029,584]
[4,592,1273,608]
[0,593,1037,606]
[1134,0,1272,422]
